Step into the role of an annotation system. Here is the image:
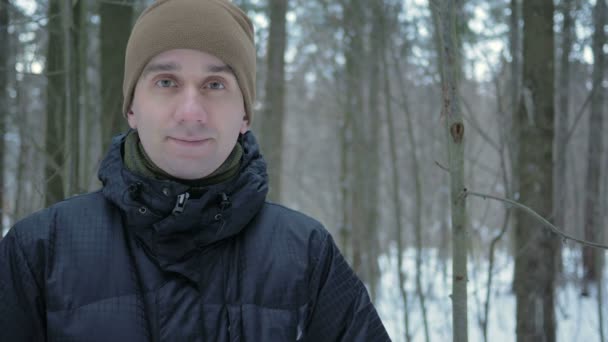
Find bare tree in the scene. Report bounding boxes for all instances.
[364,0,384,301]
[381,21,411,342]
[555,0,576,255]
[554,0,579,282]
[340,0,365,275]
[100,0,132,146]
[77,0,89,191]
[582,0,606,292]
[0,0,8,236]
[507,0,521,277]
[433,0,468,340]
[388,10,431,342]
[260,0,288,203]
[45,0,66,206]
[514,0,558,341]
[60,0,80,197]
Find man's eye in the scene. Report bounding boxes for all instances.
[156,79,177,88]
[206,81,225,90]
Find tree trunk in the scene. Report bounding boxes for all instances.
[391,24,430,342]
[72,0,82,193]
[508,0,521,272]
[555,0,574,257]
[514,0,557,341]
[0,0,8,236]
[13,51,26,221]
[100,0,132,146]
[582,0,606,291]
[430,2,450,286]
[483,45,516,342]
[554,0,576,283]
[15,116,28,221]
[78,0,90,191]
[509,0,521,117]
[339,107,352,260]
[260,0,287,203]
[381,25,411,342]
[45,0,67,207]
[600,117,608,342]
[341,0,366,280]
[365,0,383,302]
[435,1,468,341]
[61,0,79,197]
[599,265,606,342]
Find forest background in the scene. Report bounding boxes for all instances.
[0,0,607,341]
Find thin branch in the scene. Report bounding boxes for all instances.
[465,189,608,250]
[563,85,596,147]
[435,160,450,172]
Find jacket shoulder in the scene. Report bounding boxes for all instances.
[10,191,111,237]
[252,202,333,255]
[7,191,119,267]
[256,202,329,236]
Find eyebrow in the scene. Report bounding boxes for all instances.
[207,64,236,76]
[141,62,180,79]
[141,62,236,79]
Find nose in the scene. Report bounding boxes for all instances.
[173,86,208,123]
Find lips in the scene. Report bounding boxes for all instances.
[168,137,210,146]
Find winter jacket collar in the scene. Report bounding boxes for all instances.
[98,131,268,285]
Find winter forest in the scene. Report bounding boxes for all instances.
[0,0,607,340]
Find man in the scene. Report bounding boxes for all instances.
[0,0,390,340]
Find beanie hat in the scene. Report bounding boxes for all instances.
[122,0,256,123]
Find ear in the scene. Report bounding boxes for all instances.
[239,115,249,134]
[127,109,137,129]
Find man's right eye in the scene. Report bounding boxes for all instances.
[156,79,177,88]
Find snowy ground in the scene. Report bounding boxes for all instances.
[376,247,607,341]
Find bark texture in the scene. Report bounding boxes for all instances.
[514,0,558,341]
[0,0,8,234]
[100,0,132,145]
[45,0,66,206]
[260,0,287,202]
[582,0,606,288]
[436,1,468,341]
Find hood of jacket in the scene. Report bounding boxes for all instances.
[98,131,268,279]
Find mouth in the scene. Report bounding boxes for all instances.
[168,137,211,146]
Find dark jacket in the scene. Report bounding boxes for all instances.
[0,132,390,341]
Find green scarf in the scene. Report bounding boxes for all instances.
[123,130,242,187]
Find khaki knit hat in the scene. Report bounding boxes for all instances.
[122,0,256,123]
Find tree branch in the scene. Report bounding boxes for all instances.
[435,160,450,172]
[464,189,608,250]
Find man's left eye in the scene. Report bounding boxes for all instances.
[156,79,177,88]
[206,81,225,90]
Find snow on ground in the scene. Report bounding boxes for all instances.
[375,246,607,341]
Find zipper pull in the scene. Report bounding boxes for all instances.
[172,192,190,215]
[218,192,231,211]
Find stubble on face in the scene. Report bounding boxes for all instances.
[127,49,248,180]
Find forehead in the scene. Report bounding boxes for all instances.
[141,49,234,78]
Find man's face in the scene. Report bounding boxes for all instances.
[128,49,249,180]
